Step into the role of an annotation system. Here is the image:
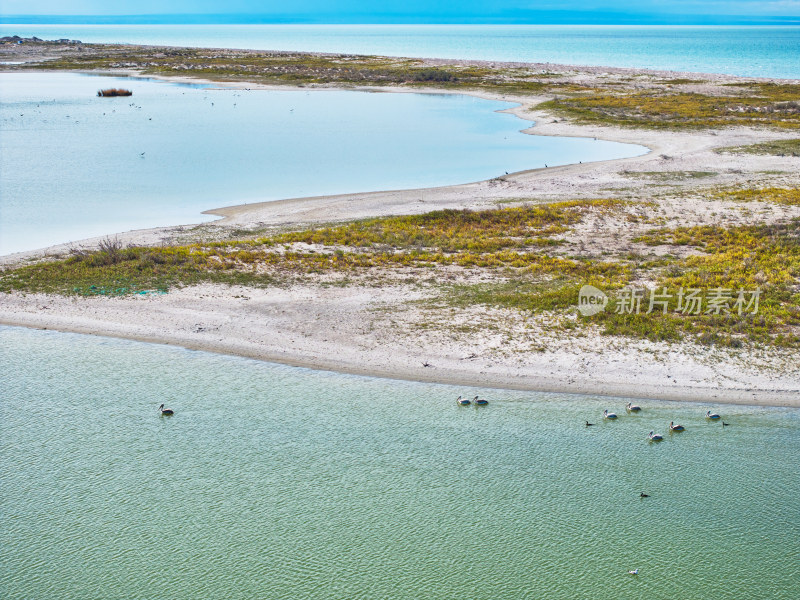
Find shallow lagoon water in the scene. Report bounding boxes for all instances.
[0,72,645,255]
[1,325,799,599]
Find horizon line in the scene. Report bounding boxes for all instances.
[2,14,800,26]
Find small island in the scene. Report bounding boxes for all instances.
[97,88,132,97]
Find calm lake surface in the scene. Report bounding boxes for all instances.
[0,72,645,255]
[1,325,799,599]
[2,25,800,78]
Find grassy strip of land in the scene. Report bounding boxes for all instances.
[713,187,800,205]
[714,139,800,156]
[273,200,621,251]
[0,200,628,294]
[2,195,798,348]
[538,84,800,130]
[18,45,565,94]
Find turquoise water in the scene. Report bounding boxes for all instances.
[0,72,645,255]
[1,325,799,599]
[2,25,800,78]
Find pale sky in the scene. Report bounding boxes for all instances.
[1,1,799,20]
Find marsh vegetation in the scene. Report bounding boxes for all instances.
[3,192,798,349]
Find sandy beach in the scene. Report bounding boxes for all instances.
[2,281,798,405]
[1,44,799,406]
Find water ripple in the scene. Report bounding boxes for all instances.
[1,326,799,599]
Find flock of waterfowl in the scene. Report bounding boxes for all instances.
[456,395,489,406]
[586,403,729,442]
[160,394,491,416]
[588,402,730,577]
[157,394,733,579]
[161,396,731,438]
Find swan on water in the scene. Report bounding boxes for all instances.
[457,396,471,406]
[669,421,685,432]
[474,395,489,406]
[158,403,174,416]
[706,410,721,420]
[603,410,618,420]
[647,431,663,442]
[626,402,642,413]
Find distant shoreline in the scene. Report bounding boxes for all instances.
[2,24,800,79]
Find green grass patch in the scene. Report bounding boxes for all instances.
[712,187,800,206]
[714,139,800,157]
[272,199,624,253]
[621,170,717,180]
[618,220,800,346]
[538,86,800,130]
[445,280,586,313]
[0,244,278,296]
[660,78,705,85]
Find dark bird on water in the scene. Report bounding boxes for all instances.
[585,421,595,427]
[722,421,730,426]
[640,492,650,498]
